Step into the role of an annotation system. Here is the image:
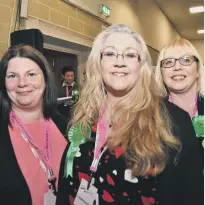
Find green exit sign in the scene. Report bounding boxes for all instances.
[100,4,110,17]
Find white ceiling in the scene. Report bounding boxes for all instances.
[154,0,204,40]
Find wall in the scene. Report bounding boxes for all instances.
[190,40,204,62]
[55,0,181,51]
[28,0,109,43]
[0,0,17,58]
[0,0,181,62]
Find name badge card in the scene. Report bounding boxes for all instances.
[74,179,98,205]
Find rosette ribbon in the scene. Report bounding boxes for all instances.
[64,124,91,177]
[192,115,204,148]
[192,115,204,137]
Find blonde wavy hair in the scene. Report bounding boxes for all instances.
[71,24,180,176]
[155,38,204,97]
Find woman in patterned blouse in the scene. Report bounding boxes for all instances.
[56,25,203,205]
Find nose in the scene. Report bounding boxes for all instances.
[114,54,126,67]
[18,76,29,87]
[173,60,182,71]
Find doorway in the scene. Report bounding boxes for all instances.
[44,49,78,88]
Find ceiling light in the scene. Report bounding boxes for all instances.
[189,6,204,13]
[197,29,204,34]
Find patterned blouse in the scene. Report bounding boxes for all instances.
[56,128,158,205]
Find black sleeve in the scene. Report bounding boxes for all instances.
[157,109,204,205]
[51,112,69,140]
[56,145,71,205]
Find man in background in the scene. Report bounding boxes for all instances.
[57,66,79,119]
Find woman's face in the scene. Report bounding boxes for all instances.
[161,47,199,94]
[101,33,141,96]
[5,57,46,110]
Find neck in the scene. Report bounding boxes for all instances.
[12,106,44,124]
[64,81,74,86]
[169,88,197,117]
[106,92,122,110]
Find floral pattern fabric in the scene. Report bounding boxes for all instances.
[57,130,158,205]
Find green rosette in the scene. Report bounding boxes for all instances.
[72,89,80,102]
[192,115,204,138]
[64,124,91,177]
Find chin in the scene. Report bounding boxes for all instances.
[17,100,35,106]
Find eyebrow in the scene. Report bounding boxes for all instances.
[103,46,138,52]
[6,69,37,74]
[164,53,193,58]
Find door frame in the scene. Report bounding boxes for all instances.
[44,43,82,85]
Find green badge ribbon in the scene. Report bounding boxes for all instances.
[192,115,204,138]
[64,123,91,177]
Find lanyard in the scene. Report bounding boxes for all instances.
[66,86,69,97]
[10,110,57,194]
[88,113,107,188]
[65,86,73,97]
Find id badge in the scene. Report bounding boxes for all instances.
[74,178,98,205]
[44,189,56,205]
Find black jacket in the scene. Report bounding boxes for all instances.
[56,101,203,205]
[197,96,204,116]
[57,84,79,119]
[156,100,204,205]
[0,112,68,205]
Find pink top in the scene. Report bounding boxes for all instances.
[9,119,67,205]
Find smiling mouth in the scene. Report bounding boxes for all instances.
[171,75,186,81]
[111,72,128,77]
[17,91,32,95]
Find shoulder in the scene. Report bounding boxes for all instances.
[73,83,80,90]
[50,112,68,137]
[164,100,192,130]
[164,100,189,118]
[163,100,200,164]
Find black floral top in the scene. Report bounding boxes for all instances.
[56,127,158,205]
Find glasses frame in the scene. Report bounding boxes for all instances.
[101,51,141,62]
[161,55,198,68]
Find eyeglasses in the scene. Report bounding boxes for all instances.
[101,51,141,62]
[161,55,198,68]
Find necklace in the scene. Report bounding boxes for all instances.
[106,108,114,128]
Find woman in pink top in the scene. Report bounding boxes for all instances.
[0,44,67,205]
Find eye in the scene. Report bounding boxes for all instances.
[183,57,192,62]
[125,53,138,58]
[103,51,116,57]
[7,74,16,79]
[28,73,36,77]
[164,59,174,65]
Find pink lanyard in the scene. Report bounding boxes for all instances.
[66,86,74,97]
[10,110,57,194]
[168,95,198,118]
[66,86,69,97]
[87,113,107,188]
[90,112,107,172]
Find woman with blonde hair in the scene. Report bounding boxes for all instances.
[155,38,204,162]
[57,25,203,205]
